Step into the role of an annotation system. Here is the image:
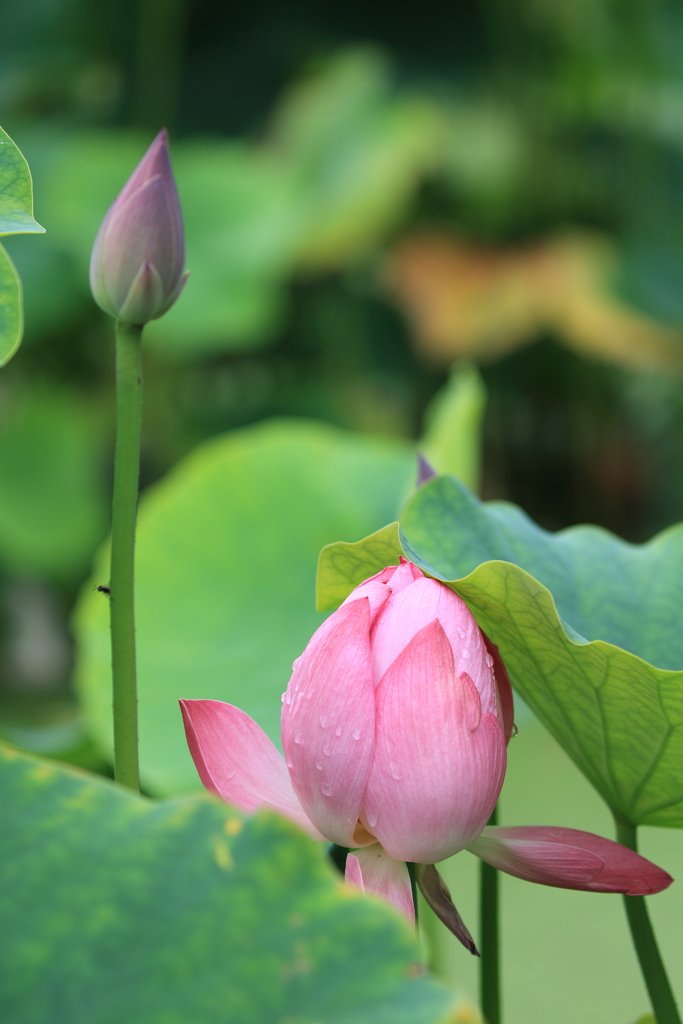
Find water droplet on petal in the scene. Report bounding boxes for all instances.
[285,692,292,706]
[306,687,315,699]
[225,769,235,780]
[457,627,466,639]
[315,758,323,771]
[319,715,328,729]
[484,653,494,668]
[511,723,519,737]
[335,725,342,737]
[461,648,471,659]
[321,782,333,797]
[352,729,361,740]
[323,743,331,756]
[294,729,303,745]
[280,692,286,703]
[389,761,402,781]
[366,811,378,828]
[286,756,294,769]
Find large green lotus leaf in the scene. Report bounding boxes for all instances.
[0,126,44,365]
[0,385,107,579]
[0,743,452,1024]
[74,420,414,794]
[316,475,683,828]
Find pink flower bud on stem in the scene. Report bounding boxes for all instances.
[89,129,187,325]
[179,556,674,1023]
[91,129,187,791]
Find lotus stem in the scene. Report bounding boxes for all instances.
[480,804,500,1024]
[110,320,143,791]
[615,816,680,1024]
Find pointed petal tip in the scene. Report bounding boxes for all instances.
[417,453,437,486]
[415,863,479,954]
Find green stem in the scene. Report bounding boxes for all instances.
[110,321,143,791]
[615,817,680,1024]
[480,804,500,1024]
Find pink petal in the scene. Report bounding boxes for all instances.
[340,558,423,621]
[345,844,414,922]
[362,620,506,863]
[468,826,674,895]
[179,699,324,841]
[281,598,376,847]
[481,631,515,744]
[370,576,498,714]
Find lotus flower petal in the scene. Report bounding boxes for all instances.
[363,620,506,862]
[345,844,414,922]
[281,598,376,847]
[468,826,673,895]
[370,575,498,712]
[179,699,324,840]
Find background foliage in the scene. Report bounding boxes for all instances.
[2,1,683,1021]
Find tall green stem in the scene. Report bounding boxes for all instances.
[615,817,680,1024]
[110,321,143,791]
[480,804,500,1024]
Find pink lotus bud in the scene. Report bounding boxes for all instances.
[180,558,672,938]
[280,558,509,863]
[89,129,187,325]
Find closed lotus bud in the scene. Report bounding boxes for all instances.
[89,129,187,325]
[179,558,672,934]
[280,558,510,863]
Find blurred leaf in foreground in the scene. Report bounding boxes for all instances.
[387,233,683,371]
[0,126,45,366]
[73,420,414,793]
[0,743,452,1024]
[317,476,683,828]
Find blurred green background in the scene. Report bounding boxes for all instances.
[2,1,683,1020]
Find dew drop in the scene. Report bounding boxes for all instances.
[352,728,361,740]
[389,761,402,781]
[294,679,300,692]
[461,648,471,659]
[306,687,315,699]
[280,692,286,703]
[366,811,378,828]
[285,692,292,706]
[315,758,324,771]
[335,726,342,737]
[321,782,333,797]
[225,769,235,780]
[484,653,494,668]
[294,729,303,745]
[511,723,519,737]
[457,627,466,639]
[286,756,294,769]
[319,715,328,729]
[323,743,332,756]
